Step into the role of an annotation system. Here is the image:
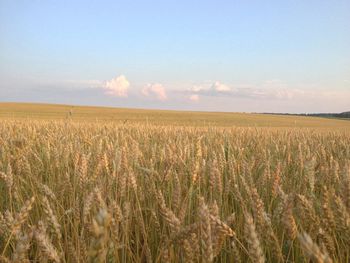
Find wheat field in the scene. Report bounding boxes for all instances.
[0,104,350,262]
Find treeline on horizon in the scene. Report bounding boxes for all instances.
[263,111,350,119]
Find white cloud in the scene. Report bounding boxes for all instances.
[187,81,234,96]
[189,94,199,101]
[211,81,231,92]
[191,85,202,92]
[186,81,233,96]
[104,75,130,97]
[182,79,350,110]
[186,80,307,100]
[142,83,167,101]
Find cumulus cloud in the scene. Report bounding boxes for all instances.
[188,81,235,97]
[104,75,130,97]
[189,94,199,102]
[211,81,231,92]
[183,79,350,108]
[191,85,203,92]
[187,81,235,97]
[187,80,306,100]
[142,83,167,101]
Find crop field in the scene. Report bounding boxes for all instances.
[0,103,350,262]
[1,103,350,129]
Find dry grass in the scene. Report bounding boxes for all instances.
[0,104,350,262]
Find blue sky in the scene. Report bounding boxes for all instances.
[0,0,349,112]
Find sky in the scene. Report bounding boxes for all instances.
[0,0,349,113]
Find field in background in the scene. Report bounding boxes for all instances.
[0,103,350,263]
[1,102,350,128]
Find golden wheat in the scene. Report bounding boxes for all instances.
[0,119,349,262]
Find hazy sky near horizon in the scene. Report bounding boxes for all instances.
[1,0,349,113]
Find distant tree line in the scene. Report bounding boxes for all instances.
[262,111,350,119]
